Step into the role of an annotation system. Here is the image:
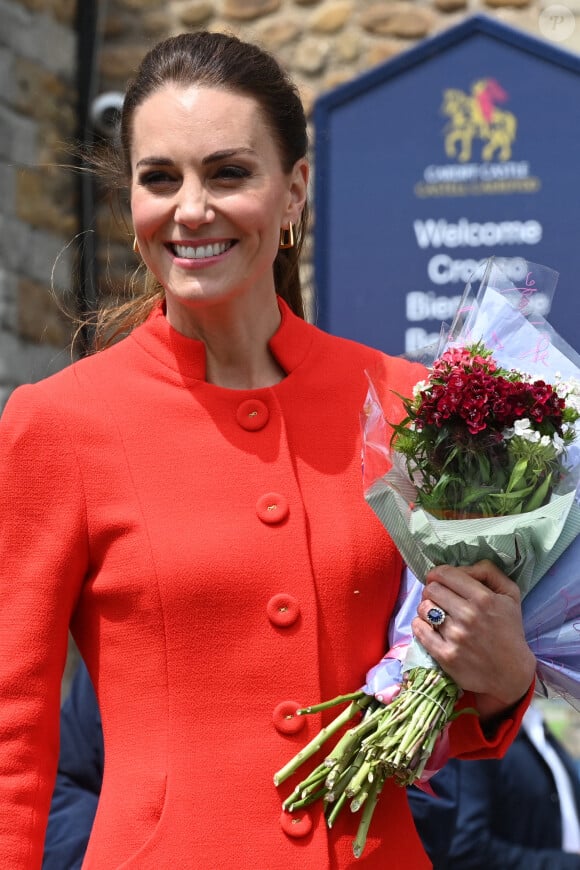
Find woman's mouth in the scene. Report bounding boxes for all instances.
[170,241,235,260]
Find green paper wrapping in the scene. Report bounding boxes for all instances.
[366,477,580,599]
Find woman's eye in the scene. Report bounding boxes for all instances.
[215,165,251,181]
[138,170,175,186]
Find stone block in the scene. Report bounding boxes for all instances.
[435,0,468,11]
[360,3,435,39]
[0,215,73,289]
[13,58,76,127]
[0,385,12,410]
[119,0,167,8]
[29,227,74,291]
[365,37,405,66]
[0,268,18,332]
[100,44,151,80]
[0,104,38,164]
[16,165,77,236]
[255,16,302,49]
[18,277,73,347]
[310,1,353,33]
[223,0,281,21]
[294,35,331,74]
[324,67,357,89]
[142,10,174,35]
[17,0,75,25]
[25,13,76,78]
[177,1,215,26]
[0,161,16,211]
[0,47,16,104]
[484,0,532,8]
[0,327,71,388]
[333,29,362,62]
[0,0,31,53]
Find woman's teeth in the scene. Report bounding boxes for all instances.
[173,241,232,259]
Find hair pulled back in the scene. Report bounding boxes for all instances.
[95,31,309,348]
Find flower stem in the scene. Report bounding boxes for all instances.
[275,664,469,857]
[298,690,367,715]
[273,694,372,786]
[352,771,384,859]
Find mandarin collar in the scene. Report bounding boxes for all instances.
[130,296,314,383]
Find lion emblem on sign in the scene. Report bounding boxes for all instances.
[442,78,517,163]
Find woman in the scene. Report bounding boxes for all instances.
[0,31,535,869]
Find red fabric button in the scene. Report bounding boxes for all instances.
[256,493,289,524]
[280,809,312,839]
[236,399,269,431]
[273,700,305,735]
[267,593,300,627]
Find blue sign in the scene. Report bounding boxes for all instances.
[314,14,580,357]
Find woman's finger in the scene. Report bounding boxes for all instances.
[425,560,521,605]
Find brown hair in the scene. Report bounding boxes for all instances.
[93,31,309,349]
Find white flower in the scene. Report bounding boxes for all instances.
[412,380,429,398]
[553,433,565,455]
[554,375,580,409]
[513,418,532,435]
[513,419,540,443]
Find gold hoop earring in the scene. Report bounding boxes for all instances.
[133,237,140,255]
[279,224,295,250]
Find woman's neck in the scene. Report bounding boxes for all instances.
[165,291,285,389]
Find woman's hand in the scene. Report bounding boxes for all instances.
[411,559,536,721]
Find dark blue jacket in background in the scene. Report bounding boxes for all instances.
[432,726,580,869]
[43,664,103,870]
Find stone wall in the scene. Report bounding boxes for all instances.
[100,0,580,102]
[0,0,78,408]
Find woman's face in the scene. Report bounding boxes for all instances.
[129,83,308,329]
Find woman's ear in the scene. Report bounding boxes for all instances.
[286,158,309,223]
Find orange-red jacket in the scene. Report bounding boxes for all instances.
[0,299,529,868]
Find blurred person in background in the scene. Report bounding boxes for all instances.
[409,703,580,869]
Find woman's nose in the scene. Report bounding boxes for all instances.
[174,180,214,226]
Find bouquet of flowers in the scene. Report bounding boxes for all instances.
[274,258,580,858]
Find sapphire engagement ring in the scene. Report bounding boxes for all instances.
[426,606,447,629]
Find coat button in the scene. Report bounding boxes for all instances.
[280,809,312,839]
[236,399,269,431]
[256,493,289,524]
[273,700,306,735]
[267,593,300,627]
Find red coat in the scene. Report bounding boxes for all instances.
[0,299,528,868]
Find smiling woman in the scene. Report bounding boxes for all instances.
[129,82,308,363]
[0,30,536,870]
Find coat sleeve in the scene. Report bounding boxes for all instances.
[0,384,89,868]
[448,682,533,761]
[42,662,103,870]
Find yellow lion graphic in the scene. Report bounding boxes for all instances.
[442,78,517,163]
